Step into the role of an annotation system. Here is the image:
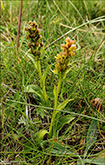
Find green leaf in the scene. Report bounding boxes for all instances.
[27,54,37,69]
[41,66,49,87]
[77,153,105,165]
[57,99,74,110]
[57,115,75,131]
[80,155,105,165]
[51,142,81,162]
[84,120,98,158]
[37,129,48,140]
[24,85,44,101]
[52,142,72,155]
[85,158,105,165]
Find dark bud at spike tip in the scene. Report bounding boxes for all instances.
[40,42,43,47]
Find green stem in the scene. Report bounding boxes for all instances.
[54,74,62,109]
[42,85,47,101]
[37,60,42,81]
[37,59,47,101]
[49,73,62,138]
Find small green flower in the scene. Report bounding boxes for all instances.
[61,37,76,57]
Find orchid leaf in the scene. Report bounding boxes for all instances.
[41,66,49,87]
[24,84,44,101]
[53,99,74,116]
[57,115,75,131]
[78,155,105,165]
[85,157,105,165]
[57,99,74,110]
[27,53,37,69]
[37,129,48,140]
[52,142,72,155]
[84,120,98,158]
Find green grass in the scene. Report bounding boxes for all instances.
[1,0,105,164]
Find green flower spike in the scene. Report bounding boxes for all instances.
[25,21,43,58]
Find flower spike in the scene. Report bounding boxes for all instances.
[54,37,76,74]
[25,21,43,58]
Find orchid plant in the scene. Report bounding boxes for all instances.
[25,21,47,101]
[49,37,76,138]
[25,21,76,140]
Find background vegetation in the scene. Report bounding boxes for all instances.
[1,0,105,164]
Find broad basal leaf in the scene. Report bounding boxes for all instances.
[24,85,44,101]
[84,120,98,158]
[52,142,72,155]
[57,115,75,131]
[37,129,48,140]
[84,155,105,165]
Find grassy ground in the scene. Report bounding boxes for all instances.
[1,0,105,164]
